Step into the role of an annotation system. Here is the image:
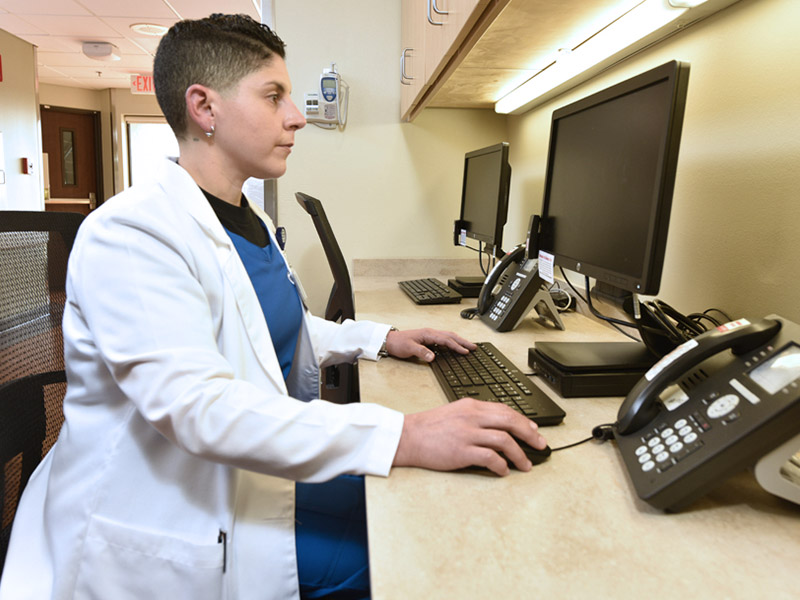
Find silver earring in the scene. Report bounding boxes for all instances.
[205,125,215,138]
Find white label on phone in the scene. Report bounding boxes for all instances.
[645,338,698,381]
[537,250,554,284]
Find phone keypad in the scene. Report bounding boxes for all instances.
[635,415,708,474]
[488,293,512,321]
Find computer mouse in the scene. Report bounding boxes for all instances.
[504,436,552,468]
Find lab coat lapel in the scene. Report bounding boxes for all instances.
[157,159,288,393]
[248,200,321,401]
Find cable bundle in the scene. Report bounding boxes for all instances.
[560,268,731,358]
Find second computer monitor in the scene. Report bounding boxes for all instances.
[457,142,511,255]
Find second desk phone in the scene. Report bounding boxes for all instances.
[473,216,564,333]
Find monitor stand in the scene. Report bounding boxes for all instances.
[447,275,484,298]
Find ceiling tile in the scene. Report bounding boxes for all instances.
[22,35,77,52]
[27,15,122,38]
[0,13,47,35]
[0,0,90,16]
[77,0,177,19]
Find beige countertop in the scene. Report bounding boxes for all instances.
[354,264,800,600]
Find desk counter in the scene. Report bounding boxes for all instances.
[354,268,800,600]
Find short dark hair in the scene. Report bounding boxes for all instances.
[153,13,286,138]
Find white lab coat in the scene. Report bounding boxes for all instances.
[0,159,404,600]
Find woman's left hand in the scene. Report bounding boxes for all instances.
[384,328,476,362]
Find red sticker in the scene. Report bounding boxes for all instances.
[717,318,750,333]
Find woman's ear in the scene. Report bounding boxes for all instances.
[185,84,215,137]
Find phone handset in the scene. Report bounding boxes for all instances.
[616,317,782,435]
[476,245,525,314]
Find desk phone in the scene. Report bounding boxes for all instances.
[614,315,800,511]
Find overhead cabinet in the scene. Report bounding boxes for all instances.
[400,0,498,121]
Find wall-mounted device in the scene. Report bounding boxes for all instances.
[304,63,348,129]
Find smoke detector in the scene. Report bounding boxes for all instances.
[82,42,121,61]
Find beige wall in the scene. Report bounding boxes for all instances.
[505,0,800,324]
[276,0,508,314]
[0,29,41,210]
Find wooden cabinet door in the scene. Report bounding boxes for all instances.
[424,0,487,83]
[401,0,428,119]
[401,0,490,121]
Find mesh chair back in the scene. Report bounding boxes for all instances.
[0,210,84,571]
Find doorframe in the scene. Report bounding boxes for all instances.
[40,105,104,208]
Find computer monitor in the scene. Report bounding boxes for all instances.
[539,60,690,299]
[456,142,511,256]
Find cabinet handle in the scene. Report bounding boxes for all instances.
[427,0,444,25]
[401,47,414,84]
[432,0,449,16]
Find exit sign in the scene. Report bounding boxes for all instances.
[130,74,154,95]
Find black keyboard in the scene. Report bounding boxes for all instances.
[429,342,566,426]
[398,278,462,304]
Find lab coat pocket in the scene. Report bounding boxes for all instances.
[74,515,226,600]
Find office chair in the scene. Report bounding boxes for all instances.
[0,210,84,573]
[295,192,360,404]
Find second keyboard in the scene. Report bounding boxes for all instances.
[398,277,463,304]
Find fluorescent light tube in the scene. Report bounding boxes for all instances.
[495,0,688,114]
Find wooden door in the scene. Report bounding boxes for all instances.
[40,107,102,209]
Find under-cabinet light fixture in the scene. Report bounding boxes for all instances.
[494,0,706,114]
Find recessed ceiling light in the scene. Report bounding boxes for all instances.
[130,23,169,36]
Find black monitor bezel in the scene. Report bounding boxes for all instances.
[458,142,511,253]
[539,60,690,296]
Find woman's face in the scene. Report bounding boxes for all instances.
[212,56,306,181]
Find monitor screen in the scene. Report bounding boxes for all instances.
[458,142,511,253]
[539,61,690,296]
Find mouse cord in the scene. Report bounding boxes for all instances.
[549,423,616,452]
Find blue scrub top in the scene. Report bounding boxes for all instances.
[225,228,304,380]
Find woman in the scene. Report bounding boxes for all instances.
[0,14,546,600]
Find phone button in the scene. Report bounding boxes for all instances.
[707,394,740,419]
